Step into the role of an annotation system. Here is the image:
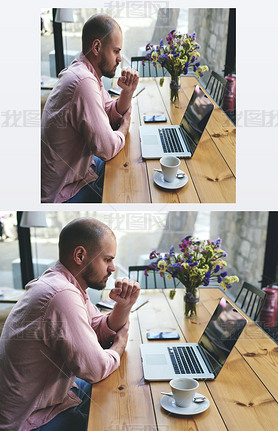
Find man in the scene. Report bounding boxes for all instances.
[0,218,140,430]
[41,14,139,203]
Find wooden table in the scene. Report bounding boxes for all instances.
[87,288,278,431]
[103,77,236,203]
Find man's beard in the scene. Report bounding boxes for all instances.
[99,54,118,79]
[86,273,112,291]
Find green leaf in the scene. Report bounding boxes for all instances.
[169,289,176,300]
[159,78,165,87]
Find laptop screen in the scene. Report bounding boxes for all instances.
[198,298,247,377]
[180,85,214,155]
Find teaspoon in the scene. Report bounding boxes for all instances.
[160,391,206,403]
[154,168,186,179]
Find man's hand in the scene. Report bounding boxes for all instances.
[117,67,139,95]
[107,278,141,333]
[109,278,140,309]
[116,68,139,116]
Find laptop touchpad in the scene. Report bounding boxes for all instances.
[144,136,158,145]
[146,354,167,365]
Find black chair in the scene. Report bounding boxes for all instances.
[205,71,228,106]
[128,265,179,289]
[131,56,168,78]
[234,282,267,321]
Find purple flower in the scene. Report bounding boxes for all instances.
[149,250,157,259]
[172,269,179,278]
[212,238,222,247]
[166,33,173,44]
[214,265,220,273]
[203,271,211,286]
[191,56,196,63]
[169,263,180,270]
[169,245,175,255]
[183,61,189,74]
[221,272,228,278]
[160,38,164,48]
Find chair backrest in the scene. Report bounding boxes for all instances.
[234,282,266,321]
[128,265,178,289]
[131,56,167,78]
[205,71,228,106]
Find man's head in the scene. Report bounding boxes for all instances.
[59,218,116,291]
[82,14,122,79]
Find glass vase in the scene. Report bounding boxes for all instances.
[184,287,200,318]
[170,75,180,103]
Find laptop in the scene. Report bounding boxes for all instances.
[140,297,247,381]
[139,85,214,159]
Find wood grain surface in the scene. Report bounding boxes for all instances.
[103,76,236,203]
[88,288,278,431]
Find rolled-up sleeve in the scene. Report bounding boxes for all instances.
[42,290,120,383]
[69,77,125,161]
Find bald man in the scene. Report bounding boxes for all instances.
[41,14,139,203]
[0,218,140,431]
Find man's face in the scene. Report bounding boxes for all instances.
[82,233,116,290]
[98,28,123,78]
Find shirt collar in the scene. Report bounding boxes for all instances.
[54,260,89,302]
[75,52,103,88]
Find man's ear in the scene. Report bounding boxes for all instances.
[73,246,86,266]
[91,39,102,56]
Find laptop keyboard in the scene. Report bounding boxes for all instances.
[168,346,204,375]
[159,128,184,153]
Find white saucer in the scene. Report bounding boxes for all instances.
[153,170,188,190]
[160,393,210,415]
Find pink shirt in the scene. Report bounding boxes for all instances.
[41,53,125,203]
[0,262,120,431]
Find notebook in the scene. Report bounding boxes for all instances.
[140,297,247,381]
[139,84,214,159]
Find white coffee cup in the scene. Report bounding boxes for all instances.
[170,377,199,408]
[160,156,180,182]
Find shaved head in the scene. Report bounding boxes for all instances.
[82,14,121,56]
[58,218,115,263]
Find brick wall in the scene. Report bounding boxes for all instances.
[210,212,268,292]
[188,8,229,79]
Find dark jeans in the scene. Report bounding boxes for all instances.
[33,378,92,431]
[66,157,105,203]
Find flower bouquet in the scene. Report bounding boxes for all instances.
[146,236,239,318]
[144,31,209,103]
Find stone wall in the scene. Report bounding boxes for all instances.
[188,8,229,79]
[210,212,269,297]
